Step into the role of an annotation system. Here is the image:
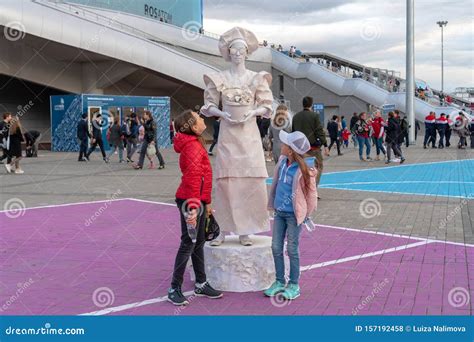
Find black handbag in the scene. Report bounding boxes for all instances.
[205,213,220,241]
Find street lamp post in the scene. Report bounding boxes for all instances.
[437,21,448,93]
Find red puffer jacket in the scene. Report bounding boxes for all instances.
[174,133,212,208]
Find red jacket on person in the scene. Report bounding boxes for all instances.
[371,117,385,138]
[174,132,212,207]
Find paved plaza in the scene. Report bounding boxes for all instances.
[0,143,473,316]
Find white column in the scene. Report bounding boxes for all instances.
[406,0,415,144]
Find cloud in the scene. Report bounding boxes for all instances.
[203,0,473,92]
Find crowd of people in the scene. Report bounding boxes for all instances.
[1,106,473,177]
[423,111,473,149]
[76,110,166,170]
[205,100,474,179]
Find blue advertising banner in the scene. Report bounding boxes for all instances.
[313,103,325,124]
[0,316,472,342]
[50,94,171,152]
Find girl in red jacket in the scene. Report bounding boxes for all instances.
[168,110,223,306]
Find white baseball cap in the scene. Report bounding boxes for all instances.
[279,130,311,155]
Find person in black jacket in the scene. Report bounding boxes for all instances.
[394,110,404,156]
[385,111,405,164]
[445,115,452,147]
[470,118,474,149]
[85,114,108,163]
[134,110,165,169]
[25,130,41,157]
[76,113,90,162]
[0,112,12,163]
[292,96,327,187]
[327,115,342,156]
[349,112,359,147]
[5,116,25,174]
[401,115,409,147]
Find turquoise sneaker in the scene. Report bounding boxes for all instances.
[264,281,286,297]
[281,283,300,300]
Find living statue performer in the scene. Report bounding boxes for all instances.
[200,27,273,246]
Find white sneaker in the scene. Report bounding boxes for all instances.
[209,233,225,246]
[14,168,24,174]
[4,164,12,173]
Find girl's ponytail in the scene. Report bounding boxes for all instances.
[292,152,312,195]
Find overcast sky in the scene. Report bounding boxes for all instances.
[203,0,473,93]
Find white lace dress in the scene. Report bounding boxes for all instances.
[201,69,273,234]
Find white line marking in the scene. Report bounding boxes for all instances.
[79,240,435,315]
[0,198,130,213]
[317,186,473,200]
[299,240,434,272]
[125,198,175,206]
[3,198,471,247]
[321,181,474,186]
[80,290,195,316]
[128,198,474,248]
[315,223,474,248]
[322,158,474,175]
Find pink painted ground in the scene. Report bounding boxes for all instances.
[0,199,472,315]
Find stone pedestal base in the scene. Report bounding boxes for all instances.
[203,235,276,292]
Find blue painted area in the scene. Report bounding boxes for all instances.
[267,160,474,199]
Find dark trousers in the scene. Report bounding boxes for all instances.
[446,130,451,147]
[171,199,207,289]
[471,134,474,148]
[431,130,437,146]
[387,142,403,161]
[0,148,8,161]
[137,140,165,167]
[438,130,445,147]
[374,137,386,156]
[328,137,341,155]
[86,138,106,159]
[209,139,218,153]
[423,128,435,147]
[404,132,409,147]
[78,137,88,160]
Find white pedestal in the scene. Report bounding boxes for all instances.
[203,235,277,292]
